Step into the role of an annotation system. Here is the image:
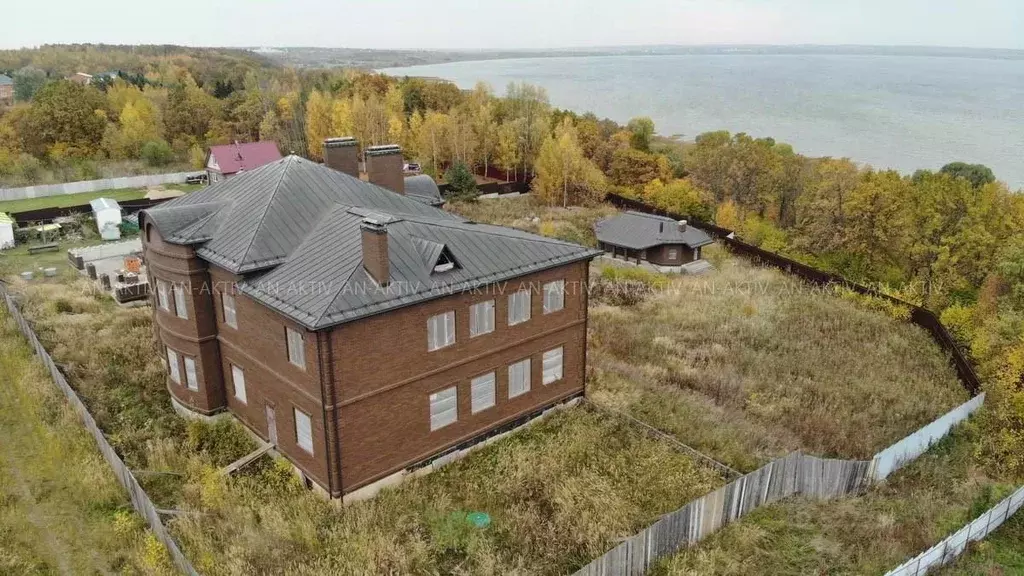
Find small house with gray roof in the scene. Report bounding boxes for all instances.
[140,149,600,501]
[0,74,13,104]
[595,211,714,272]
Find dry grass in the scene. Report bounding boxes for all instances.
[0,308,174,574]
[588,248,967,472]
[5,274,722,575]
[446,197,618,247]
[653,425,1018,575]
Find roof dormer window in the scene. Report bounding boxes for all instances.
[433,248,457,273]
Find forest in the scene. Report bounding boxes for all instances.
[0,44,1022,479]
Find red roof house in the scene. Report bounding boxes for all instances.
[206,142,283,183]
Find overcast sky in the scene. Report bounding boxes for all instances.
[4,0,1022,51]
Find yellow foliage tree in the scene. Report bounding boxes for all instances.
[532,118,606,207]
[304,90,333,161]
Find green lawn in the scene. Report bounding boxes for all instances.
[0,183,203,214]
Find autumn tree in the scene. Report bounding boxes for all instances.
[304,89,333,160]
[23,80,107,158]
[532,118,606,207]
[495,119,522,181]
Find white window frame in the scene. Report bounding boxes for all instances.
[543,347,564,385]
[508,290,531,326]
[427,311,456,351]
[172,284,188,319]
[156,279,170,312]
[286,326,306,369]
[166,348,180,384]
[222,291,237,328]
[469,300,495,337]
[294,408,313,454]
[508,358,531,398]
[543,280,565,314]
[470,372,496,414]
[668,248,679,260]
[184,357,198,391]
[231,364,247,404]
[429,386,458,431]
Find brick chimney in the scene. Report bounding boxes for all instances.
[677,220,687,232]
[323,137,359,178]
[365,144,404,195]
[360,216,390,287]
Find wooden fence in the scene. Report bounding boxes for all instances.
[604,193,983,397]
[885,484,1024,575]
[1,287,198,575]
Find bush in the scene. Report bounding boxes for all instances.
[140,140,174,167]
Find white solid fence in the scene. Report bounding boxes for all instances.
[868,394,986,481]
[885,485,1024,576]
[0,171,203,202]
[1,288,198,575]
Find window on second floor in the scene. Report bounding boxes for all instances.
[469,300,495,337]
[508,290,531,326]
[427,311,456,351]
[286,326,305,369]
[172,284,188,319]
[156,280,170,312]
[223,292,237,328]
[543,280,565,314]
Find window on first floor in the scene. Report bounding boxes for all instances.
[231,364,247,404]
[508,358,531,398]
[429,386,458,431]
[223,292,237,328]
[427,311,456,351]
[166,348,180,384]
[668,248,679,260]
[286,326,306,369]
[471,372,496,414]
[543,280,565,314]
[172,284,188,319]
[294,408,313,454]
[543,347,564,385]
[156,279,170,312]
[469,300,495,337]
[184,357,198,391]
[508,290,531,326]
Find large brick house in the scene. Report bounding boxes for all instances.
[140,144,600,500]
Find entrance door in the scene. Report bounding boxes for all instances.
[265,405,278,445]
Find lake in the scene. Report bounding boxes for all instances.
[382,54,1024,189]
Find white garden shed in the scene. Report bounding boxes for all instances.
[90,198,123,241]
[0,212,15,250]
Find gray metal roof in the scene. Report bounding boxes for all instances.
[142,155,463,274]
[0,74,12,86]
[594,211,714,250]
[404,174,444,206]
[141,155,600,330]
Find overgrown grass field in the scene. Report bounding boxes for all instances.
[587,250,967,472]
[0,308,173,574]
